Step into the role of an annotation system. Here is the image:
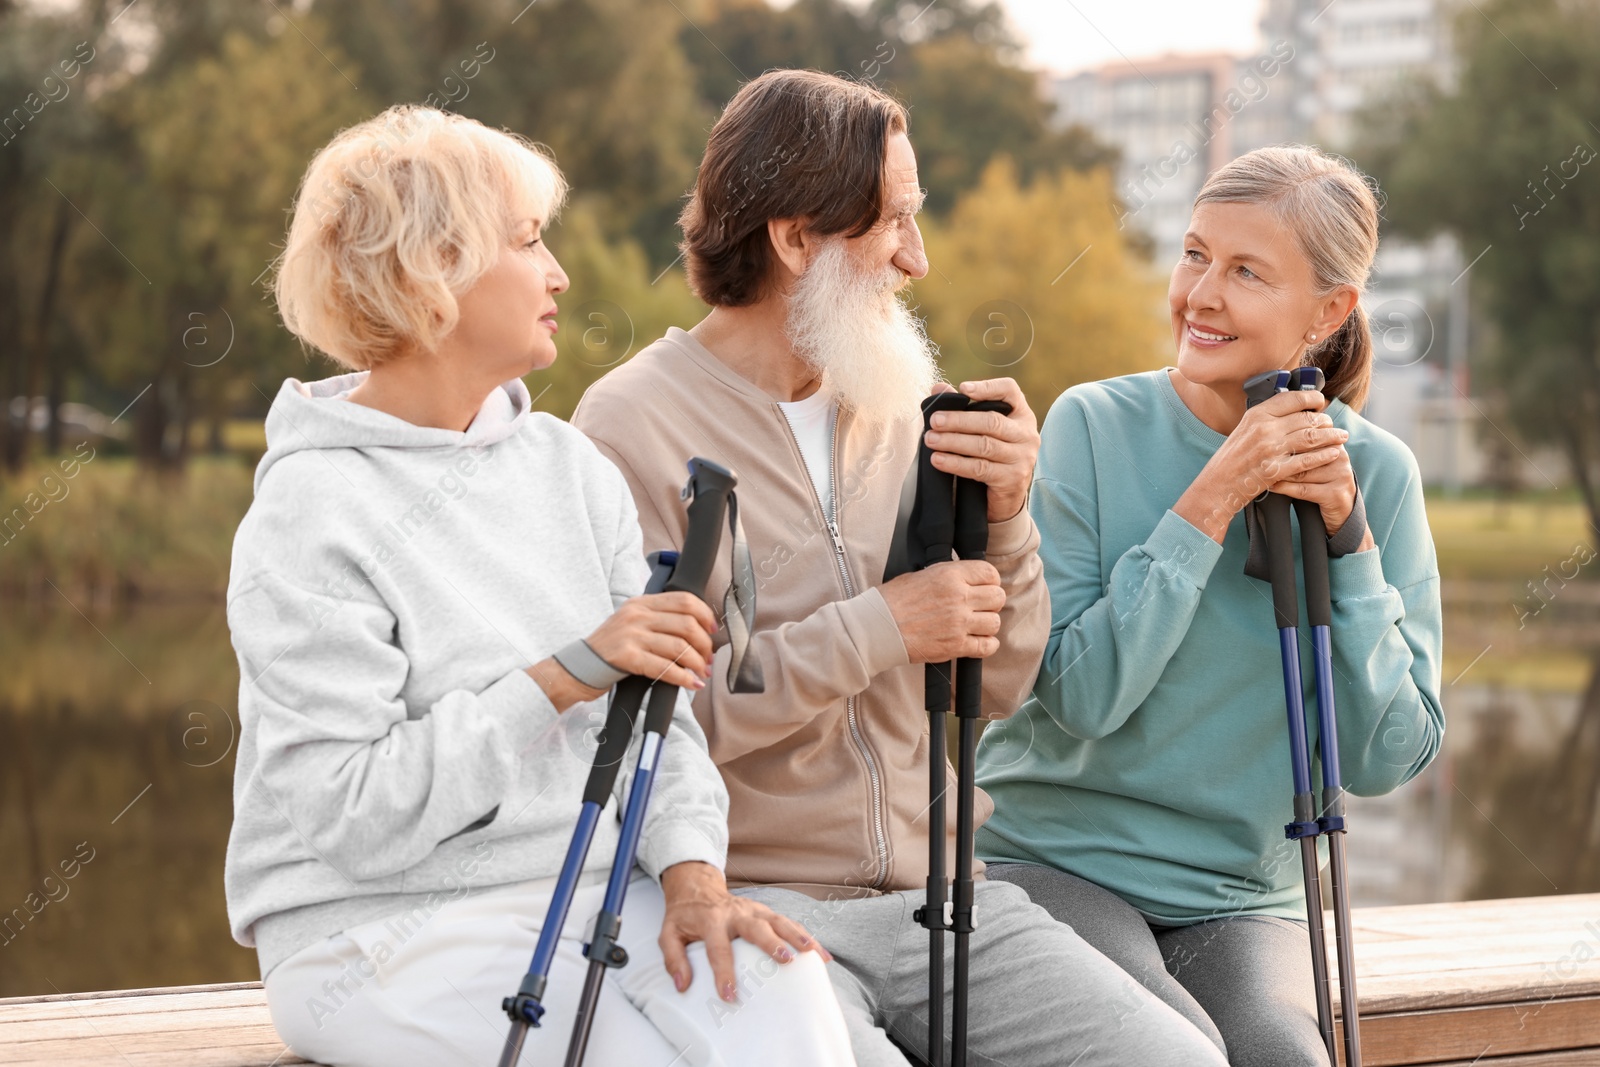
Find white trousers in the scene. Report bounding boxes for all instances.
[264,872,857,1067]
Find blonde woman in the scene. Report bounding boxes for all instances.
[224,105,854,1067]
[975,146,1444,1065]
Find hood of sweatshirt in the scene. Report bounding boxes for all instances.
[254,370,533,494]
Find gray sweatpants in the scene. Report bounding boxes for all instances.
[736,879,1229,1067]
[986,863,1328,1067]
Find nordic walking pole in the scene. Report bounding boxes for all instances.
[885,393,1010,1067]
[498,457,761,1067]
[563,457,751,1067]
[1285,369,1363,1067]
[949,469,990,1067]
[497,641,661,1067]
[1243,370,1338,1065]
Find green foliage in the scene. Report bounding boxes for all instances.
[0,455,252,600]
[917,160,1167,417]
[0,0,1122,482]
[686,0,1117,215]
[316,0,714,262]
[1355,0,1600,539]
[534,198,707,420]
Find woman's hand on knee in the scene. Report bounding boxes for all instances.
[586,592,719,691]
[657,862,832,1002]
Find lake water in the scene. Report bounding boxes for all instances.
[0,589,1594,996]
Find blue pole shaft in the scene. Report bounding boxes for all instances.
[566,724,669,1067]
[599,731,664,916]
[528,803,603,993]
[1310,626,1341,791]
[498,802,605,1066]
[1278,629,1314,797]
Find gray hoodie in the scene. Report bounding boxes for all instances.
[224,371,728,978]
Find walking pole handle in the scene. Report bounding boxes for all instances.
[666,458,735,600]
[579,551,677,808]
[1286,367,1333,629]
[1243,371,1298,630]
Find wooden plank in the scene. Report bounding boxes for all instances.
[0,1007,297,1043]
[1345,997,1600,1066]
[0,983,316,1067]
[0,982,265,1006]
[1426,1052,1600,1067]
[0,998,281,1029]
[1325,896,1600,1014]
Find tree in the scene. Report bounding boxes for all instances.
[0,4,114,473]
[686,0,1117,217]
[1356,0,1600,543]
[916,159,1167,417]
[316,0,714,264]
[533,198,706,420]
[72,17,370,468]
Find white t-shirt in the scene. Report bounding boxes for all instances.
[777,387,836,516]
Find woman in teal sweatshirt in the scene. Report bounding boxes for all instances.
[976,146,1443,1066]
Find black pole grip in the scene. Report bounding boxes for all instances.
[953,471,989,563]
[640,673,678,738]
[953,474,988,720]
[1263,493,1299,630]
[1243,369,1297,628]
[577,550,678,808]
[914,395,963,569]
[926,661,953,715]
[665,458,736,601]
[1295,498,1332,628]
[1288,367,1331,627]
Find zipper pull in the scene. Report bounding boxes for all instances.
[826,518,847,557]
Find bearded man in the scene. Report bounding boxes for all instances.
[572,69,1225,1067]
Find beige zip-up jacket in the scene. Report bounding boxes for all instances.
[573,327,1048,898]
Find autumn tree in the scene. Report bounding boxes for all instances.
[916,159,1167,417]
[1356,0,1600,542]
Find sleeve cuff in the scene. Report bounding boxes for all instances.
[1150,509,1225,584]
[637,824,728,879]
[1329,546,1389,600]
[847,586,912,676]
[986,504,1039,559]
[480,666,559,754]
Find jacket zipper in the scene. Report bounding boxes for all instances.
[779,404,891,889]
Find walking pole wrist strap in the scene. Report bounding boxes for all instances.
[552,640,629,692]
[1242,481,1368,582]
[552,490,762,696]
[720,490,764,693]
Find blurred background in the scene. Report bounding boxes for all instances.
[1,0,1597,997]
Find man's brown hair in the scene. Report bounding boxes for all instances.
[679,69,909,307]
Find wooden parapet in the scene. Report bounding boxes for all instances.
[1,894,1597,1066]
[0,983,311,1067]
[1334,894,1600,1065]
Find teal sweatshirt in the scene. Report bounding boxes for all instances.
[975,368,1444,925]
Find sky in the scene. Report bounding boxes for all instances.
[995,0,1266,76]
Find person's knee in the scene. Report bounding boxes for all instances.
[1136,1004,1231,1067]
[1046,992,1227,1067]
[1218,988,1324,1067]
[715,940,834,1019]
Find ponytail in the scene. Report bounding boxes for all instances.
[1308,303,1373,411]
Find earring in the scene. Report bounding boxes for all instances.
[1308,333,1317,342]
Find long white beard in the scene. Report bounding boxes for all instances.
[784,238,942,429]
